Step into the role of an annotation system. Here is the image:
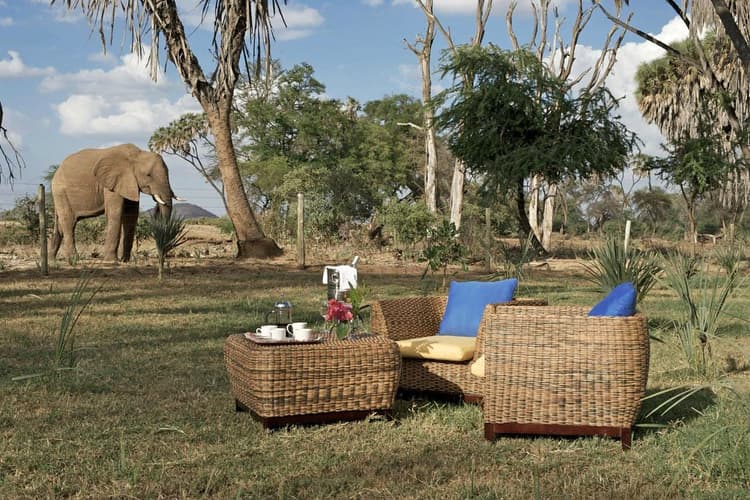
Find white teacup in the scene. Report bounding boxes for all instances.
[270,327,286,341]
[255,324,276,337]
[286,322,308,335]
[293,328,314,342]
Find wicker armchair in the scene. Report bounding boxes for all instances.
[481,305,650,449]
[370,296,547,401]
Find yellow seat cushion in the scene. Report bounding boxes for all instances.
[396,335,476,362]
[469,354,485,377]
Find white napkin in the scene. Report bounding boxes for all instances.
[322,265,358,291]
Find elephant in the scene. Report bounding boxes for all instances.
[50,143,176,262]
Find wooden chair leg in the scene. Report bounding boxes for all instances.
[484,423,496,441]
[621,427,632,450]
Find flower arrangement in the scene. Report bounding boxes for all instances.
[325,298,354,339]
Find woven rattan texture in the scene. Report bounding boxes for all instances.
[370,297,547,397]
[224,334,401,418]
[482,305,650,428]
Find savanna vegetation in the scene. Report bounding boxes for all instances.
[1,245,750,498]
[3,0,750,498]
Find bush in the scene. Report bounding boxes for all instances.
[420,219,467,290]
[3,194,54,244]
[381,200,436,250]
[582,235,661,302]
[75,217,106,244]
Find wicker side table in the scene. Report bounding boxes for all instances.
[224,333,401,428]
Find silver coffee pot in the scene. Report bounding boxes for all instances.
[266,298,293,327]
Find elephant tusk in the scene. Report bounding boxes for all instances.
[154,194,168,205]
[174,196,187,202]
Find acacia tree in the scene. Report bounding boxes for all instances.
[52,0,283,258]
[506,0,629,251]
[640,123,734,243]
[438,46,637,248]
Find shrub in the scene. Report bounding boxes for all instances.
[145,215,188,280]
[381,200,436,250]
[582,235,661,302]
[661,250,741,377]
[3,194,54,244]
[420,220,467,290]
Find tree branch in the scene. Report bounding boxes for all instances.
[397,122,425,131]
[710,0,750,71]
[597,4,692,64]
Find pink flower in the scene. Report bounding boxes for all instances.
[325,299,353,322]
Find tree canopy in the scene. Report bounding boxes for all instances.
[437,45,638,239]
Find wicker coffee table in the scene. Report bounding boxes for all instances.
[224,333,401,428]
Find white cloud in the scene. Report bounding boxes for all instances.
[363,0,385,6]
[0,51,55,78]
[41,49,201,137]
[0,106,26,149]
[87,52,118,65]
[0,17,13,26]
[57,94,200,136]
[40,50,170,98]
[273,5,325,41]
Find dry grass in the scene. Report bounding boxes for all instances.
[1,245,749,498]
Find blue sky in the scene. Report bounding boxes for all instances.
[1,0,686,215]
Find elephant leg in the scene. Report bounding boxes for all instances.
[55,204,78,261]
[103,197,124,262]
[50,215,63,259]
[119,199,139,262]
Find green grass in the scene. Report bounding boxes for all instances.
[1,257,749,498]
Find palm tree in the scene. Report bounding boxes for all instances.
[690,0,750,71]
[51,0,283,258]
[635,36,750,219]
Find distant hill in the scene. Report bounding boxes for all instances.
[145,203,217,220]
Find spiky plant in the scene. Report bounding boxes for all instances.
[54,269,101,369]
[661,250,741,377]
[582,235,661,302]
[146,214,188,280]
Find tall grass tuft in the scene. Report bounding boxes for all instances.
[493,232,534,282]
[146,214,188,280]
[661,251,741,377]
[54,269,101,369]
[582,235,661,302]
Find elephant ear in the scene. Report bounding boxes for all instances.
[92,147,140,202]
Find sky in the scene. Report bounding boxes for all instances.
[0,0,689,216]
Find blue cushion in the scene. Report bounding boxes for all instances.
[437,279,518,337]
[588,282,637,317]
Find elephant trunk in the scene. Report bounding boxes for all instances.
[154,195,172,220]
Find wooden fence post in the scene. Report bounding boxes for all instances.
[485,207,492,273]
[624,219,632,254]
[297,192,305,269]
[38,184,48,276]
